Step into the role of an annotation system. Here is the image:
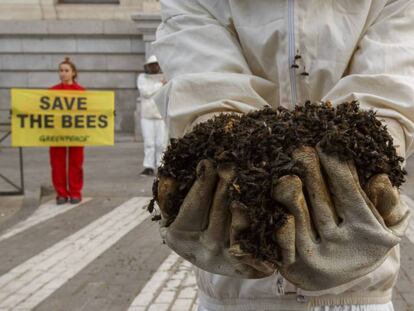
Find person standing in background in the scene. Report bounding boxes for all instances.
[138,55,166,176]
[49,57,85,205]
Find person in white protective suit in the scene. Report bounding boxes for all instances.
[152,1,414,310]
[137,55,166,176]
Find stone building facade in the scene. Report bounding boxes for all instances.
[0,0,161,137]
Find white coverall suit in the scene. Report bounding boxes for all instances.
[137,73,166,170]
[152,0,414,310]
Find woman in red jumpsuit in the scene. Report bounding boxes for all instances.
[49,57,85,205]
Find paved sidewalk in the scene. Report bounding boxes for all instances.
[129,253,198,311]
[0,135,152,200]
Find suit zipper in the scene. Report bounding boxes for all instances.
[287,0,297,105]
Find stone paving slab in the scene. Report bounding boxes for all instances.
[0,197,126,276]
[0,197,149,310]
[35,216,170,311]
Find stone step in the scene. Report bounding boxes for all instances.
[0,35,145,54]
[0,53,145,72]
[0,20,140,36]
[0,71,138,88]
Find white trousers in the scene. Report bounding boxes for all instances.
[141,118,166,170]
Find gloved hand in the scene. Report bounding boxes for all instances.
[273,145,410,291]
[157,159,276,278]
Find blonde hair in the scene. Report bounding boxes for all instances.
[59,57,78,81]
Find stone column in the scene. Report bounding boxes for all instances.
[131,13,161,58]
[40,0,58,19]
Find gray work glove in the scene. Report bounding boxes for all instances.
[273,145,411,291]
[157,159,275,278]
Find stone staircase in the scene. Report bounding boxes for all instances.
[0,20,146,133]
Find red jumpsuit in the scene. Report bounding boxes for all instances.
[49,82,85,199]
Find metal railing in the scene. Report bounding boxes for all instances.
[0,110,24,196]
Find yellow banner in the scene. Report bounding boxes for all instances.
[11,89,114,147]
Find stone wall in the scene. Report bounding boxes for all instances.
[0,1,161,137]
[0,0,160,20]
[0,20,153,135]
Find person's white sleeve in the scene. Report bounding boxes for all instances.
[152,0,277,138]
[138,74,161,98]
[137,74,141,92]
[322,0,414,159]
